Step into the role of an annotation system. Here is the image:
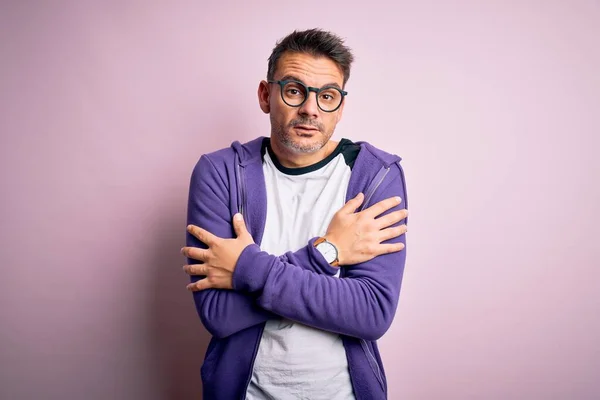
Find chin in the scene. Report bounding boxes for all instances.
[281,132,328,154]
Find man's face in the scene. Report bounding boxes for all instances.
[259,52,346,154]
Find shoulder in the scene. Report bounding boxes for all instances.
[354,139,408,196]
[346,139,406,182]
[356,140,403,167]
[191,136,266,175]
[354,140,409,219]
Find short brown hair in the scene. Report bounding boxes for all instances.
[267,28,355,87]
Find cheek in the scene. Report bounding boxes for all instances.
[268,95,282,114]
[271,104,296,124]
[324,115,339,129]
[269,111,286,129]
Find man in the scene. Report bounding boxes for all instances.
[181,28,409,400]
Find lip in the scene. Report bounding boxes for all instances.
[294,125,319,132]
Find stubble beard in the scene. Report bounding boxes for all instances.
[271,116,332,154]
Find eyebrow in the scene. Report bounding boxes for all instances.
[278,74,342,90]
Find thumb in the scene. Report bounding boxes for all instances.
[340,192,364,214]
[233,213,250,238]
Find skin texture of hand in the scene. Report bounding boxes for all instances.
[324,192,408,266]
[182,213,254,291]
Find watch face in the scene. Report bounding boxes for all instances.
[316,241,337,264]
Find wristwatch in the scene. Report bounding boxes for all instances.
[314,237,339,266]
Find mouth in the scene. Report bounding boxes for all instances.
[293,125,319,133]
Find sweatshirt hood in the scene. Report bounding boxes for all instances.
[231,137,265,167]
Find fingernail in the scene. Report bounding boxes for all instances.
[234,213,243,221]
[395,196,402,203]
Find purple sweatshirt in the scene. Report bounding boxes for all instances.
[185,136,408,400]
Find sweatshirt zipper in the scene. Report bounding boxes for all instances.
[339,166,388,276]
[346,165,389,393]
[360,166,390,212]
[237,159,263,398]
[361,339,385,391]
[241,325,265,399]
[236,162,247,225]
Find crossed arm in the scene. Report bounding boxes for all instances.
[183,155,408,339]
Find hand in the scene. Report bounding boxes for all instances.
[324,193,408,266]
[181,213,255,291]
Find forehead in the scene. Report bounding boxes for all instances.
[275,52,344,87]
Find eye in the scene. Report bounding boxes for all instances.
[319,89,339,102]
[284,83,305,97]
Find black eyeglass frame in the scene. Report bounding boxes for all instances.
[268,80,348,113]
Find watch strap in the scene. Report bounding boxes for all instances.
[314,237,327,246]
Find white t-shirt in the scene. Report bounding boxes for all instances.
[246,139,359,400]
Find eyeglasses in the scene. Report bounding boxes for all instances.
[268,80,348,112]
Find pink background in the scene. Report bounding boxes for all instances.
[1,1,599,399]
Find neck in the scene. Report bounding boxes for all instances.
[270,138,338,168]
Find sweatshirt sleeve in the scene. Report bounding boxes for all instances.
[279,238,340,276]
[186,155,338,339]
[187,155,277,339]
[231,163,408,341]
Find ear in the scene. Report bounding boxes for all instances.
[258,80,270,114]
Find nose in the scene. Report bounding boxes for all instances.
[298,90,319,118]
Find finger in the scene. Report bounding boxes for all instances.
[362,196,402,219]
[377,242,406,255]
[375,209,409,229]
[232,213,250,238]
[183,264,208,276]
[187,224,217,246]
[181,246,209,262]
[187,278,211,292]
[338,192,365,215]
[378,224,407,243]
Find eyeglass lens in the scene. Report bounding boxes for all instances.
[281,81,342,111]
